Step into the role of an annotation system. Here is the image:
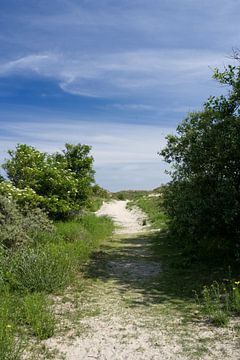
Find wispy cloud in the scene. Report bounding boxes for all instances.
[0,119,173,190]
[0,49,229,98]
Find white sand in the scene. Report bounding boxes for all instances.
[96,200,147,234]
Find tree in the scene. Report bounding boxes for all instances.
[3,143,95,218]
[160,61,240,262]
[53,143,95,203]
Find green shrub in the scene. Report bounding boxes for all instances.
[0,195,54,248]
[23,293,55,339]
[2,143,95,218]
[160,63,240,263]
[0,181,44,207]
[0,195,26,248]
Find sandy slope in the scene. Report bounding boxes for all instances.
[96,200,147,234]
[43,201,239,360]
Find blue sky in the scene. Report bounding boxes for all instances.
[0,0,239,190]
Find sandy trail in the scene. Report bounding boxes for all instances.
[45,201,239,360]
[96,200,147,234]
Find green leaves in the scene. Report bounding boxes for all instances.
[160,61,240,262]
[2,143,95,218]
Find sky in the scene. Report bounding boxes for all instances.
[0,0,239,191]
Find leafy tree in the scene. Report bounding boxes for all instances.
[53,143,95,203]
[3,144,46,189]
[161,61,240,262]
[3,143,95,218]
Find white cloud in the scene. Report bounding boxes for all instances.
[0,120,173,190]
[0,49,230,98]
[107,103,156,111]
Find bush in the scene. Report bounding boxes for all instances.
[2,143,95,218]
[0,195,54,248]
[0,181,44,207]
[160,62,240,263]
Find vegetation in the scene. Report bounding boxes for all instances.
[86,184,111,212]
[0,194,54,248]
[128,185,239,327]
[155,57,240,328]
[127,191,167,229]
[0,141,114,358]
[2,143,95,218]
[0,203,113,356]
[199,280,240,326]
[160,61,240,264]
[113,190,149,201]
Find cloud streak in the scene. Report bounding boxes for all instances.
[0,119,172,190]
[0,49,230,99]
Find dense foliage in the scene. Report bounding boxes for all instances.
[2,143,95,218]
[161,62,240,262]
[0,195,53,248]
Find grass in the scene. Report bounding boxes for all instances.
[23,293,55,339]
[128,193,240,328]
[128,194,167,229]
[150,229,240,329]
[0,213,114,356]
[0,293,22,360]
[198,280,240,326]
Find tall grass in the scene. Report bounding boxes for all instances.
[23,293,55,339]
[0,213,114,355]
[0,293,22,360]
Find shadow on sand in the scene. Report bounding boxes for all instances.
[84,231,226,308]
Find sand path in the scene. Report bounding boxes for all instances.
[96,200,147,234]
[45,201,239,360]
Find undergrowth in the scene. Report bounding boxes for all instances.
[0,212,114,357]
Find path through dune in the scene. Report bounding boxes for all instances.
[96,199,147,234]
[44,201,239,360]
